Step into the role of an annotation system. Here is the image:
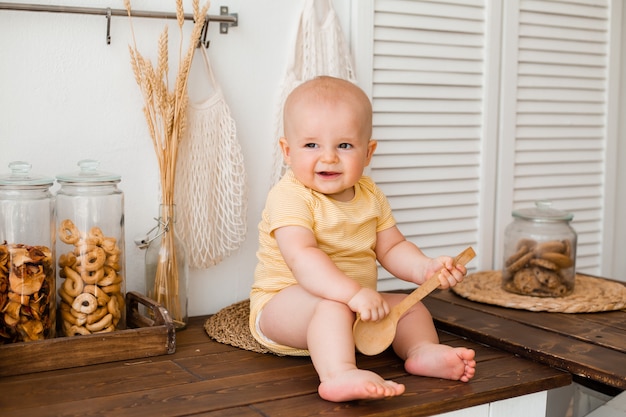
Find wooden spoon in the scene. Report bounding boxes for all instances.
[353,246,476,356]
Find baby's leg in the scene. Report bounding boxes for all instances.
[383,293,476,383]
[310,298,405,402]
[261,286,405,402]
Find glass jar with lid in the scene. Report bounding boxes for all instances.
[502,201,577,297]
[0,161,56,343]
[55,160,125,336]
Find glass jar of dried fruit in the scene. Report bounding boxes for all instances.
[0,161,56,343]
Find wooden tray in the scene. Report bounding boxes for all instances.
[0,291,175,377]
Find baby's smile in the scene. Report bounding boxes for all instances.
[317,171,341,178]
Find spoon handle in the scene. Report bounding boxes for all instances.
[390,247,476,321]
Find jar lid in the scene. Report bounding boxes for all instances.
[56,159,121,184]
[0,161,54,187]
[513,201,574,222]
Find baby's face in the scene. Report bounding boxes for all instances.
[281,96,376,202]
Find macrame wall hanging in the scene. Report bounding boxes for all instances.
[270,0,357,184]
[175,47,247,269]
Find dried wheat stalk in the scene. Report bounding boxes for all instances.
[126,0,210,327]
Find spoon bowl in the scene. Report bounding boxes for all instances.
[353,247,476,356]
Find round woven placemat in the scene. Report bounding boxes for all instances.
[452,271,626,313]
[204,299,280,355]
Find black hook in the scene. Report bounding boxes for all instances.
[197,18,210,48]
[106,7,111,44]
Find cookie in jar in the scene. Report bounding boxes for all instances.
[502,201,577,297]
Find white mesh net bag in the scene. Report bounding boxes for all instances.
[270,0,357,184]
[175,48,247,269]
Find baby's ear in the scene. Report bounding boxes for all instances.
[365,140,377,164]
[279,137,291,164]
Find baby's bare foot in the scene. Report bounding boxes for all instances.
[318,369,405,402]
[404,344,476,382]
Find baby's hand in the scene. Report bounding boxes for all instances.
[347,288,389,322]
[430,256,467,289]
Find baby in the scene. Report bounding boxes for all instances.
[250,76,475,402]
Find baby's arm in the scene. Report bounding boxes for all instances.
[374,226,467,288]
[274,225,389,321]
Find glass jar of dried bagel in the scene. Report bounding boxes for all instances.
[0,161,56,343]
[502,201,577,297]
[55,160,125,336]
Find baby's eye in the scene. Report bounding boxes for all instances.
[338,143,353,149]
[305,143,318,148]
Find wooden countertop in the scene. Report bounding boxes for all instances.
[0,314,570,416]
[425,285,625,395]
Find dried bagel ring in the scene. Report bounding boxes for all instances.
[72,292,98,314]
[113,293,124,325]
[107,295,121,321]
[78,246,106,272]
[101,283,121,295]
[60,305,79,326]
[67,325,91,336]
[101,237,120,255]
[59,219,80,245]
[84,284,110,306]
[104,254,121,271]
[57,286,74,305]
[86,226,105,246]
[95,324,116,333]
[73,244,96,257]
[59,300,71,313]
[59,252,77,269]
[59,304,87,327]
[86,313,113,332]
[60,317,73,335]
[69,308,88,326]
[86,306,108,325]
[105,261,121,272]
[98,266,120,286]
[62,266,84,297]
[80,267,104,285]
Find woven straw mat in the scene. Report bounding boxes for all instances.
[204,299,279,355]
[452,271,626,313]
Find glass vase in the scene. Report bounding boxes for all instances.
[145,204,188,329]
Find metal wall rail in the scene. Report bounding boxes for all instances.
[0,2,238,45]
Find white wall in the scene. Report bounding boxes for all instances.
[0,0,350,315]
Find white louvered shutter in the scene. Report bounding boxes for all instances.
[495,0,614,275]
[353,0,620,289]
[367,0,490,290]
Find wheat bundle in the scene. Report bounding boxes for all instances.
[125,0,210,326]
